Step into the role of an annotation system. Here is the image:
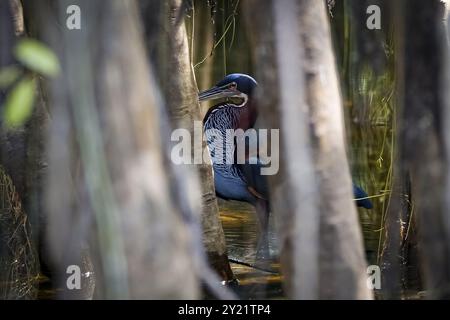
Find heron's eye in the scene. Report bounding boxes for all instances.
[229,82,237,90]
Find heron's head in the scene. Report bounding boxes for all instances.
[198,73,257,105]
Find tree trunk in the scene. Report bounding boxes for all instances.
[140,0,235,283]
[33,0,199,299]
[398,0,450,299]
[245,0,371,299]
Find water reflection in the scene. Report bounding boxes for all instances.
[218,199,283,299]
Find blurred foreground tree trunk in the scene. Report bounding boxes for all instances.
[245,0,371,299]
[394,0,450,299]
[140,0,235,283]
[31,0,200,299]
[330,0,423,299]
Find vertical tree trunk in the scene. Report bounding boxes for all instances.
[444,2,450,299]
[34,0,199,299]
[140,0,235,283]
[245,0,371,299]
[398,0,450,299]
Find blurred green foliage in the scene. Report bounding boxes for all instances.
[0,66,21,89]
[14,39,60,77]
[1,38,60,129]
[4,76,35,128]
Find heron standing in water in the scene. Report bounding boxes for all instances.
[198,73,372,259]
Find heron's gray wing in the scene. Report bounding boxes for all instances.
[237,159,270,201]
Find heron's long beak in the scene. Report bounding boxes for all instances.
[198,85,236,102]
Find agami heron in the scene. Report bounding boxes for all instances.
[198,73,372,259]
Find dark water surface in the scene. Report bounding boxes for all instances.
[218,199,284,299]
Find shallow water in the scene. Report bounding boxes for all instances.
[218,199,283,299]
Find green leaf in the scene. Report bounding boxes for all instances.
[0,66,21,88]
[14,39,60,77]
[4,77,36,128]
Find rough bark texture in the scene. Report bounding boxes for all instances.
[140,0,234,282]
[9,0,24,35]
[244,0,320,299]
[34,0,199,299]
[301,1,370,299]
[167,0,234,282]
[245,0,371,299]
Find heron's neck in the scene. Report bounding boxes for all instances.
[203,97,257,170]
[233,93,248,108]
[238,96,257,130]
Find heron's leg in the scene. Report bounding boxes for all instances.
[255,199,270,260]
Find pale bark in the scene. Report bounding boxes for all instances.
[35,0,199,299]
[9,0,24,35]
[302,0,370,300]
[245,0,371,299]
[141,0,234,283]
